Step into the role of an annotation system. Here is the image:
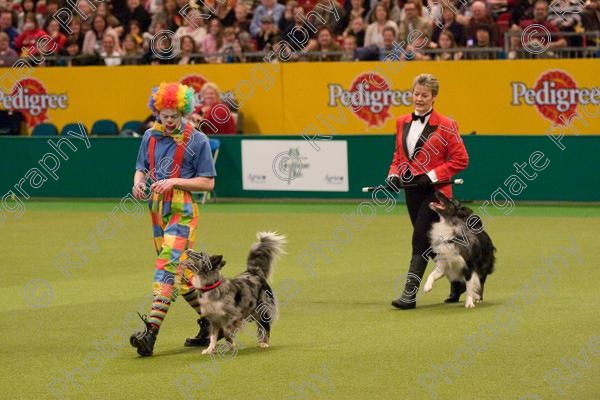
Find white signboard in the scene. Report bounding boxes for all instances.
[242,140,349,191]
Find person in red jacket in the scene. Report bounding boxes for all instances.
[388,73,469,309]
[14,13,46,57]
[192,82,237,134]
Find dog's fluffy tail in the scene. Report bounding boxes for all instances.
[246,231,286,280]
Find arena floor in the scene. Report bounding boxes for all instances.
[3,201,600,399]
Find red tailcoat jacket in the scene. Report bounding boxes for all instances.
[388,110,469,198]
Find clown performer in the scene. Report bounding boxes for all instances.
[129,82,217,356]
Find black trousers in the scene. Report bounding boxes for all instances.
[405,185,440,259]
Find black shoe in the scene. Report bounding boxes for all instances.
[130,313,158,357]
[184,317,211,347]
[391,298,416,309]
[445,281,466,303]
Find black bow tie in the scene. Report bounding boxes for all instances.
[412,111,432,123]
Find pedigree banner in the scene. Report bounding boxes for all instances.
[0,59,598,135]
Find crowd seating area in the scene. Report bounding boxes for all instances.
[0,0,599,67]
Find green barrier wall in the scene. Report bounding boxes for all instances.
[1,135,598,202]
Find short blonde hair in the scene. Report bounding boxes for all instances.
[412,73,439,97]
[200,82,221,99]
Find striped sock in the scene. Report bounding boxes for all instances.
[182,290,203,315]
[148,294,172,329]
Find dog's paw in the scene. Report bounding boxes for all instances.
[202,348,216,355]
[423,280,433,293]
[465,298,476,308]
[259,343,270,349]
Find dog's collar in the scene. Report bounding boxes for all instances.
[200,280,222,292]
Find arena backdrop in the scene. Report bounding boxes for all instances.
[0,59,598,135]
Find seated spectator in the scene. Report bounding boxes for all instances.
[201,18,223,63]
[306,26,341,61]
[143,31,174,64]
[250,0,285,37]
[405,30,431,60]
[14,13,46,57]
[378,25,402,60]
[122,33,143,65]
[107,15,126,39]
[255,15,280,51]
[465,24,497,59]
[57,37,98,66]
[83,16,117,55]
[367,0,402,25]
[176,35,203,64]
[340,0,368,33]
[218,27,240,62]
[0,10,18,49]
[520,0,567,50]
[510,0,536,26]
[69,16,85,49]
[43,18,67,55]
[434,29,463,60]
[548,0,584,46]
[311,0,346,35]
[279,3,314,52]
[0,31,18,66]
[340,34,358,61]
[505,25,526,59]
[117,0,151,32]
[226,3,252,34]
[238,31,257,62]
[17,0,43,30]
[397,0,431,43]
[365,3,398,47]
[463,1,499,45]
[192,82,237,134]
[127,20,144,48]
[432,6,465,46]
[175,6,207,47]
[582,0,600,44]
[100,33,123,66]
[343,16,366,47]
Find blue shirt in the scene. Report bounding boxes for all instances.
[135,123,216,180]
[250,4,285,37]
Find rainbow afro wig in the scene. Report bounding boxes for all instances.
[148,82,195,116]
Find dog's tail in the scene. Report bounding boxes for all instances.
[246,231,286,280]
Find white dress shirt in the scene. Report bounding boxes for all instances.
[407,108,438,182]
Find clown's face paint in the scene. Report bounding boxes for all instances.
[159,108,182,133]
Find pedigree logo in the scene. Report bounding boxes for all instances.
[328,72,412,127]
[0,78,68,128]
[511,70,600,125]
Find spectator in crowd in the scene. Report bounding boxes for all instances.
[175,6,207,47]
[127,20,144,47]
[509,0,536,26]
[313,0,346,35]
[162,0,181,31]
[17,0,43,30]
[0,10,17,49]
[83,16,117,55]
[43,18,67,55]
[505,25,526,59]
[582,0,600,41]
[0,31,18,66]
[279,2,314,52]
[368,0,402,25]
[255,14,280,51]
[340,0,368,32]
[250,0,285,37]
[107,15,126,39]
[143,30,174,64]
[343,16,366,47]
[306,26,341,61]
[365,3,398,47]
[14,13,46,57]
[431,6,466,46]
[69,16,85,49]
[378,25,402,60]
[176,34,203,64]
[192,82,237,134]
[57,36,98,66]
[226,3,252,34]
[397,0,431,43]
[434,29,463,60]
[96,2,109,18]
[100,33,123,66]
[340,34,358,60]
[520,0,567,50]
[548,0,584,46]
[405,30,431,60]
[464,1,498,45]
[118,0,152,32]
[201,18,223,63]
[466,24,497,59]
[237,31,257,61]
[122,33,143,64]
[218,26,240,62]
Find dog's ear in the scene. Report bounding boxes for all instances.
[209,255,225,270]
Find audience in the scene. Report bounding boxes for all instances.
[0,31,18,66]
[364,2,398,47]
